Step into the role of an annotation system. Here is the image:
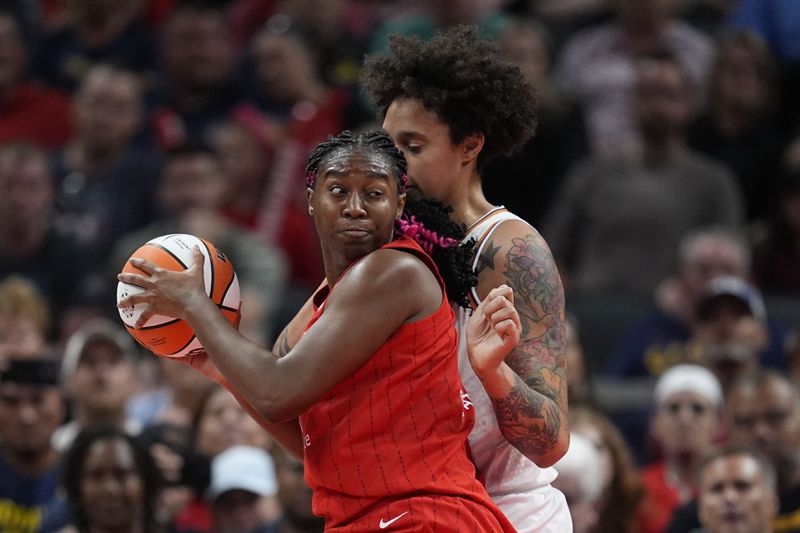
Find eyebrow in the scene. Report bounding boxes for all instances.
[394,130,428,141]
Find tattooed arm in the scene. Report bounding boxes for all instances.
[470,220,569,467]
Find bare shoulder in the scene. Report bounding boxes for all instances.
[473,218,566,376]
[331,248,441,313]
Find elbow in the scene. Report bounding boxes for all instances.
[253,395,303,424]
[532,432,570,468]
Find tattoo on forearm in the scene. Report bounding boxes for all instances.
[492,373,561,455]
[495,233,568,457]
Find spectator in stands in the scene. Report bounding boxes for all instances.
[54,63,159,264]
[54,319,141,452]
[208,446,281,533]
[482,17,588,227]
[271,447,323,532]
[640,364,722,533]
[211,108,319,302]
[689,276,771,393]
[127,356,215,430]
[110,143,287,345]
[570,406,646,533]
[608,228,751,377]
[727,371,800,530]
[727,0,800,132]
[368,0,511,54]
[153,1,243,148]
[167,385,274,533]
[0,358,69,532]
[546,53,744,296]
[688,30,784,221]
[552,432,604,533]
[752,170,800,294]
[32,0,157,92]
[0,142,104,340]
[0,9,72,148]
[669,371,800,532]
[61,424,164,533]
[194,386,273,461]
[557,0,713,160]
[275,0,371,90]
[0,276,50,361]
[697,447,779,533]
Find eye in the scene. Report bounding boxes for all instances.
[329,185,345,195]
[366,190,384,199]
[405,144,422,154]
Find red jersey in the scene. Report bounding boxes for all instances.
[299,237,515,532]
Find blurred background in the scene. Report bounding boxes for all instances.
[0,0,798,532]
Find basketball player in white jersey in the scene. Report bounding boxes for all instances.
[355,26,571,531]
[178,24,571,532]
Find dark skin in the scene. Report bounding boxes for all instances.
[118,148,520,458]
[269,100,569,466]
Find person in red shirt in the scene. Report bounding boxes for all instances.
[118,129,519,531]
[0,10,71,148]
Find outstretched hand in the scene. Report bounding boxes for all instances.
[117,246,208,328]
[466,285,521,376]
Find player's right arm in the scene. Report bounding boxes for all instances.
[179,283,320,460]
[118,248,438,423]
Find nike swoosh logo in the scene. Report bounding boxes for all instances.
[379,511,409,529]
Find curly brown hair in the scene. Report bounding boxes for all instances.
[360,25,538,171]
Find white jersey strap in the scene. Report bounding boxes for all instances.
[465,207,526,307]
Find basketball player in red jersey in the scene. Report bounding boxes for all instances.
[119,130,519,531]
[269,26,572,531]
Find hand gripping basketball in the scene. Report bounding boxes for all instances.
[117,247,207,327]
[116,234,241,358]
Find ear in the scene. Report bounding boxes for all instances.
[306,188,314,216]
[395,192,406,220]
[461,132,485,165]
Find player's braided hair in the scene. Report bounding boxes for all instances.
[400,197,477,309]
[305,129,408,191]
[304,129,476,307]
[361,24,538,171]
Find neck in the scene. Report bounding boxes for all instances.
[1,446,59,478]
[440,168,495,228]
[666,453,700,492]
[88,517,144,533]
[714,106,756,137]
[643,137,685,164]
[76,404,126,428]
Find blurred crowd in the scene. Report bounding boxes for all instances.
[0,0,799,532]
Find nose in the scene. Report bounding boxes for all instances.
[343,192,366,218]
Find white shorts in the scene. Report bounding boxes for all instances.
[493,485,572,532]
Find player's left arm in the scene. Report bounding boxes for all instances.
[472,220,569,467]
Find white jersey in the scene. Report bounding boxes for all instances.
[456,207,571,532]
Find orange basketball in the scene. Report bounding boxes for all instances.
[116,234,241,358]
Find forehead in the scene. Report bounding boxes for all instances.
[0,382,58,401]
[318,147,396,176]
[703,455,762,485]
[660,390,715,407]
[383,98,450,138]
[86,438,136,468]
